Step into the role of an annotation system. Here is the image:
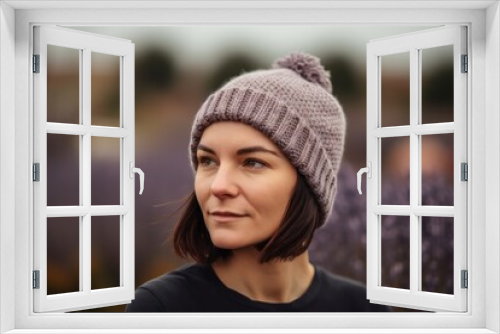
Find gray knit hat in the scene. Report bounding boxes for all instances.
[189,52,346,227]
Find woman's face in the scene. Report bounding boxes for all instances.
[195,121,298,251]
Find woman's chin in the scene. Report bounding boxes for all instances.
[211,239,244,250]
[209,233,249,250]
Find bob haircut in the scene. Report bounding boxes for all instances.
[171,172,323,264]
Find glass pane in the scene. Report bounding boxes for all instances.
[381,52,410,127]
[381,136,410,205]
[47,217,80,295]
[421,216,454,294]
[381,215,410,290]
[91,216,121,290]
[421,134,454,206]
[47,45,80,124]
[47,134,79,206]
[92,52,120,127]
[421,45,454,124]
[91,137,120,205]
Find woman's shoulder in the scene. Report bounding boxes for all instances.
[125,263,212,312]
[315,266,366,292]
[313,265,391,312]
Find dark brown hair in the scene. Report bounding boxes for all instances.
[170,173,322,264]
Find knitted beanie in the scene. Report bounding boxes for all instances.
[189,52,346,227]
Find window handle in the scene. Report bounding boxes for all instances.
[129,162,145,195]
[357,162,371,195]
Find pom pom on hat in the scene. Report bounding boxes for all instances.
[272,52,332,94]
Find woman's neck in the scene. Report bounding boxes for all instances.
[211,248,315,303]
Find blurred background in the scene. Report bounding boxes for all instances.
[45,25,454,312]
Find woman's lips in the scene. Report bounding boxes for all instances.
[210,213,247,222]
[210,211,245,217]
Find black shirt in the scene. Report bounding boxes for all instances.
[125,263,390,312]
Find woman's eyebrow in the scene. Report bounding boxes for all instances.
[197,144,281,157]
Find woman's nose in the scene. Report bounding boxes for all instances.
[210,166,238,198]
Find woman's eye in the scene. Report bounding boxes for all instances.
[197,156,266,169]
[244,159,266,169]
[198,156,215,167]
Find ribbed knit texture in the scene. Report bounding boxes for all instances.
[189,52,346,227]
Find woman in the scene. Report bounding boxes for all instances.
[126,52,389,312]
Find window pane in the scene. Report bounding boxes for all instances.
[381,52,410,127]
[47,134,80,206]
[381,215,410,290]
[47,217,80,295]
[381,136,410,205]
[421,45,454,124]
[421,216,454,294]
[91,216,121,290]
[421,134,454,206]
[92,52,120,127]
[91,137,120,205]
[47,45,80,124]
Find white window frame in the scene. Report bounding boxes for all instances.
[365,26,468,312]
[33,25,136,313]
[0,1,498,333]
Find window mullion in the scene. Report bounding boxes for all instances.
[82,47,92,294]
[119,56,125,288]
[409,47,420,295]
[78,48,84,293]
